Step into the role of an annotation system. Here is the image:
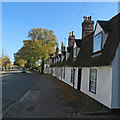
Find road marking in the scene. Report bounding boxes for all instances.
[20,91,30,102]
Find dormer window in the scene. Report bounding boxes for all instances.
[73,47,80,59]
[93,32,103,53]
[73,47,77,59]
[59,56,61,62]
[55,58,56,63]
[56,57,58,63]
[61,55,64,62]
[66,52,70,60]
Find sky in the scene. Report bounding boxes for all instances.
[2,2,118,63]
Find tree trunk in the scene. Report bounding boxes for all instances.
[5,65,7,71]
[41,58,44,73]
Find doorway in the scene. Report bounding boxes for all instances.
[77,68,82,90]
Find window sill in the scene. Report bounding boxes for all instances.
[89,90,96,94]
[73,58,76,61]
[91,51,102,58]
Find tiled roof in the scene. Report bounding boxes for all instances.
[50,13,120,68]
[97,21,110,32]
[75,13,120,67]
[75,39,82,47]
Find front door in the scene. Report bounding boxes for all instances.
[77,69,82,90]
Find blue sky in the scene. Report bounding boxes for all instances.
[2,2,118,63]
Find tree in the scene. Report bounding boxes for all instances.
[14,28,58,72]
[16,59,27,68]
[2,56,11,71]
[28,28,58,59]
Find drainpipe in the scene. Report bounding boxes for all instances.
[73,67,74,88]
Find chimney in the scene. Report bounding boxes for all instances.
[68,31,75,47]
[56,44,59,55]
[61,42,65,52]
[82,16,94,38]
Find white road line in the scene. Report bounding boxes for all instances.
[20,91,30,102]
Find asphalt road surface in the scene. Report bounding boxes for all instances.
[2,69,38,112]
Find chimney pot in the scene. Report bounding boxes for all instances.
[72,31,74,36]
[90,16,92,20]
[69,32,71,36]
[88,17,90,20]
[83,16,87,21]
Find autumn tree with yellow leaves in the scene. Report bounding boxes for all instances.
[16,59,27,68]
[1,56,12,71]
[14,28,58,71]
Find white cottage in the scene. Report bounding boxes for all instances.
[44,13,120,109]
[75,13,120,109]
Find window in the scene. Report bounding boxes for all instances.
[59,57,61,62]
[63,67,65,79]
[55,67,57,77]
[73,48,77,59]
[93,32,103,53]
[66,53,70,60]
[61,55,64,62]
[61,68,63,79]
[51,68,53,75]
[71,69,75,83]
[89,69,97,94]
[58,68,61,78]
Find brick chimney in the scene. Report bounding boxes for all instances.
[61,42,65,52]
[68,31,75,47]
[82,16,94,38]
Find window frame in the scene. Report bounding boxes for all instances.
[93,32,103,53]
[61,68,63,79]
[89,69,97,94]
[73,47,77,59]
[66,52,70,60]
[63,67,65,79]
[71,69,75,83]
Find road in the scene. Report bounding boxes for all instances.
[2,69,38,112]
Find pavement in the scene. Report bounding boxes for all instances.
[2,72,120,119]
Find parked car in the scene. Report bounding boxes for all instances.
[21,68,27,73]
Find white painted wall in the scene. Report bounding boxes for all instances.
[49,67,51,74]
[52,67,55,77]
[112,43,120,109]
[62,67,73,87]
[46,66,78,90]
[58,67,61,80]
[50,67,74,88]
[44,65,48,74]
[81,66,112,108]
